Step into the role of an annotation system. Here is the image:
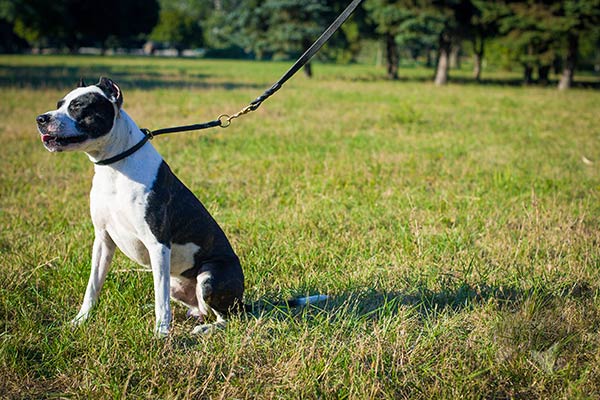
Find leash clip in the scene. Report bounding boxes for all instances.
[218,114,231,128]
[218,104,255,129]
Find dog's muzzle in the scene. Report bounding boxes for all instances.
[36,113,88,149]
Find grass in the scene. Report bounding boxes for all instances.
[1,54,600,398]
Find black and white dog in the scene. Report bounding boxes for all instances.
[36,77,325,336]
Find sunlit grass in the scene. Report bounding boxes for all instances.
[1,55,600,398]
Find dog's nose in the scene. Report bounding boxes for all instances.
[36,114,51,125]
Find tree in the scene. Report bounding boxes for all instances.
[200,0,245,55]
[10,0,71,49]
[365,0,478,84]
[212,0,360,65]
[225,0,330,77]
[470,0,504,81]
[396,11,442,67]
[497,0,599,89]
[226,0,279,59]
[427,0,475,86]
[150,0,209,56]
[321,0,371,64]
[72,0,159,52]
[498,1,567,85]
[556,0,600,90]
[8,0,158,51]
[0,0,29,52]
[262,0,331,77]
[364,0,416,80]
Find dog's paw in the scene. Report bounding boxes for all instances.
[70,313,89,327]
[191,321,226,335]
[154,323,171,338]
[186,308,206,321]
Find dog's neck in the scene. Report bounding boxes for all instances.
[88,110,164,189]
[85,110,156,167]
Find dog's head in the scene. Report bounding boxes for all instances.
[36,77,123,152]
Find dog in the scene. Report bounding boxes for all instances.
[36,77,326,336]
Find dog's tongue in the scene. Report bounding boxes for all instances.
[41,134,54,143]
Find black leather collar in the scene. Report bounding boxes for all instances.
[94,129,152,166]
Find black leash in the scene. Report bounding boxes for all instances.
[95,0,363,166]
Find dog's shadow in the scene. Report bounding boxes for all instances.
[169,279,595,348]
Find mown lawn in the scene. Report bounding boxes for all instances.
[1,55,600,399]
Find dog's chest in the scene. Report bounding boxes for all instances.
[90,168,156,266]
[90,161,202,275]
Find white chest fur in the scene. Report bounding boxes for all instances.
[91,165,203,274]
[88,112,199,274]
[90,147,159,266]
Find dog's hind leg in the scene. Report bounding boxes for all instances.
[72,231,116,325]
[190,271,226,334]
[170,276,208,320]
[191,260,244,335]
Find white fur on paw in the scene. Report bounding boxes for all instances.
[154,324,170,338]
[191,322,225,335]
[70,313,88,327]
[186,308,205,320]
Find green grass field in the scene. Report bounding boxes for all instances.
[1,55,600,399]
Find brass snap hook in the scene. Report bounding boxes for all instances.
[218,114,231,128]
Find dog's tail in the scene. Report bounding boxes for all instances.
[243,294,329,314]
[284,294,329,307]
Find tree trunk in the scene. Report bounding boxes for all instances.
[538,65,550,85]
[303,62,313,78]
[426,49,433,68]
[523,44,534,85]
[435,33,451,86]
[472,36,484,82]
[385,33,399,80]
[473,53,482,81]
[558,34,578,90]
[523,64,533,84]
[450,44,461,69]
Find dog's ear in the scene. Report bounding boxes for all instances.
[77,77,86,87]
[97,77,123,108]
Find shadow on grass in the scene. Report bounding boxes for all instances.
[3,61,599,90]
[0,64,262,91]
[451,77,600,89]
[325,280,595,322]
[165,280,596,348]
[341,72,600,89]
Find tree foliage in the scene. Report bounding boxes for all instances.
[5,0,158,50]
[469,0,503,80]
[496,0,600,86]
[364,0,414,79]
[1,0,599,88]
[150,0,209,54]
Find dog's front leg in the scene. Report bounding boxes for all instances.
[148,244,172,337]
[72,231,116,325]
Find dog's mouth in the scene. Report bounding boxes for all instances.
[41,133,88,148]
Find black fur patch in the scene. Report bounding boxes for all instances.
[97,77,123,108]
[145,161,245,313]
[145,161,239,266]
[68,93,115,138]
